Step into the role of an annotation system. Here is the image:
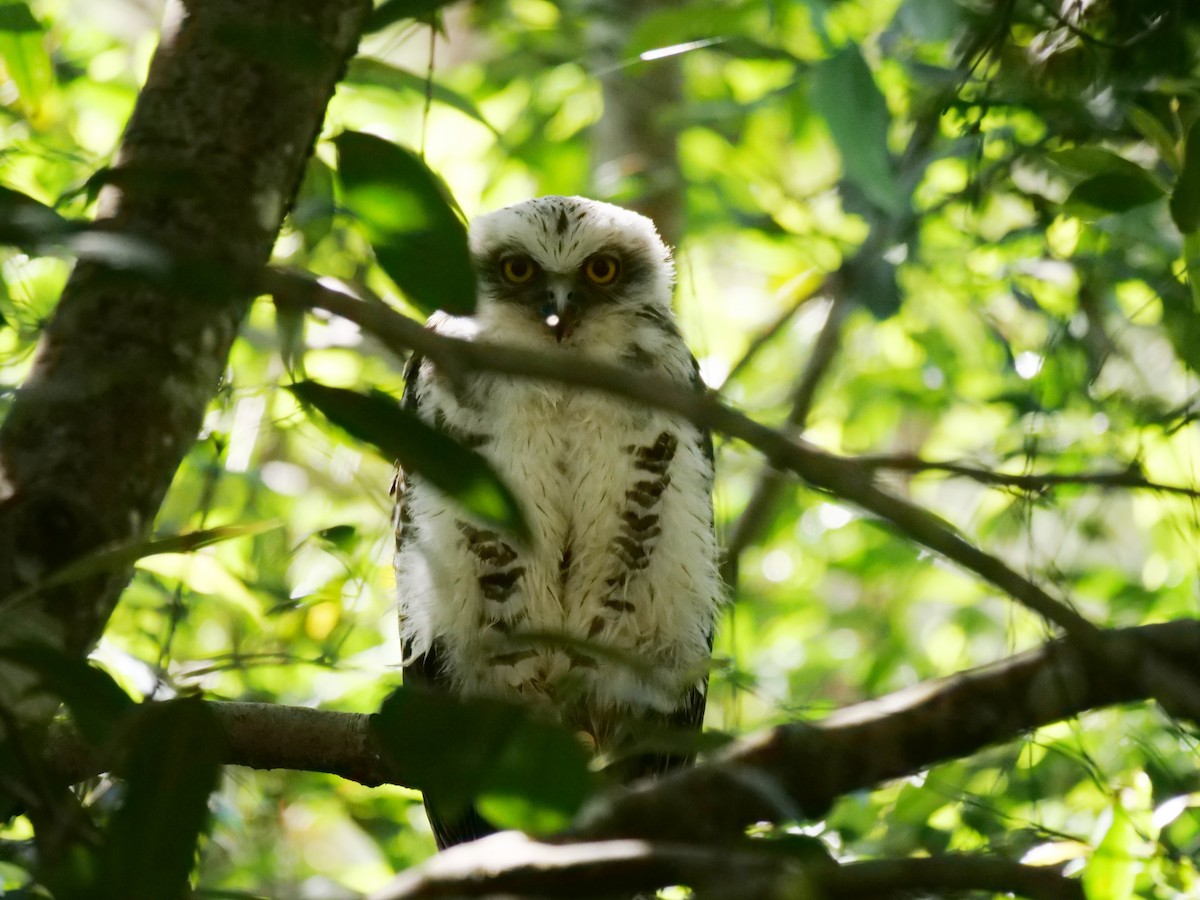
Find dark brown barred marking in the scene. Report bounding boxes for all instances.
[458,521,524,603]
[478,568,525,601]
[596,430,679,624]
[626,475,671,508]
[633,432,677,474]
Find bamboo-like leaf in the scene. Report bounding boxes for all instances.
[0,521,282,608]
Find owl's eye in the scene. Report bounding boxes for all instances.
[501,255,537,284]
[583,254,620,285]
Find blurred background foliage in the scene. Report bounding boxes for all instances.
[3,0,1200,895]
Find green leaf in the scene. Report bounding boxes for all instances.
[811,44,906,216]
[0,185,74,247]
[1170,119,1200,234]
[0,642,134,745]
[0,3,53,123]
[1048,147,1159,181]
[372,687,525,817]
[1127,106,1180,171]
[476,717,593,834]
[0,521,283,607]
[291,154,337,249]
[101,698,224,900]
[1064,172,1165,220]
[290,381,527,537]
[1083,803,1141,900]
[365,0,457,33]
[315,524,359,551]
[334,130,475,316]
[372,687,594,832]
[345,58,499,135]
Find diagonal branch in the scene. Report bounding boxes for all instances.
[40,621,1200,842]
[265,270,1200,719]
[266,272,1094,638]
[573,619,1200,842]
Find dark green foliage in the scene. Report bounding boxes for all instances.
[373,687,594,834]
[290,381,528,538]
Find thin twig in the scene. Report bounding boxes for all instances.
[859,454,1200,499]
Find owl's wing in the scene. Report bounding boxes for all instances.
[393,349,497,850]
[626,354,717,782]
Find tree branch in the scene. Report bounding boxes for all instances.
[266,272,1200,719]
[370,832,1082,900]
[267,279,1093,621]
[858,453,1200,500]
[42,621,1200,848]
[575,620,1200,842]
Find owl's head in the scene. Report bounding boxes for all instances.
[467,196,674,344]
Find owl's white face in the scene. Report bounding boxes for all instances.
[467,195,675,345]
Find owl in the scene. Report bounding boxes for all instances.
[393,196,721,848]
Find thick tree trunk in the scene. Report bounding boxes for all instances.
[0,0,370,723]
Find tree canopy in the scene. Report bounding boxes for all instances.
[2,0,1200,897]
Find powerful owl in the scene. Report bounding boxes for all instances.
[393,196,721,848]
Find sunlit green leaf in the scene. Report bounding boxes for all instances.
[0,2,54,123]
[1083,803,1141,900]
[290,381,527,537]
[334,130,475,316]
[811,44,906,216]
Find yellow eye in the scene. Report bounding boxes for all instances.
[583,254,620,285]
[501,255,537,284]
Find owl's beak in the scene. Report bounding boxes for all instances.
[543,276,579,343]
